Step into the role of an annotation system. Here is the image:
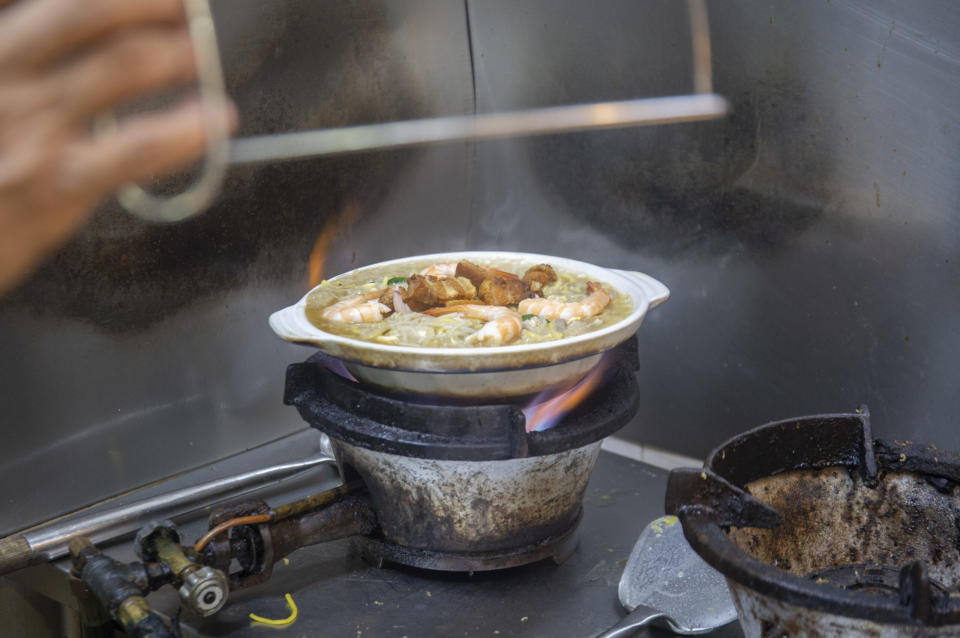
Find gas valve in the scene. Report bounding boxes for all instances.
[69,536,174,638]
[135,520,229,616]
[70,521,230,637]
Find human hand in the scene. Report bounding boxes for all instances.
[0,0,235,295]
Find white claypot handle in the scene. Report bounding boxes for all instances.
[610,270,670,310]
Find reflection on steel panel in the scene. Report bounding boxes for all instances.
[0,0,958,541]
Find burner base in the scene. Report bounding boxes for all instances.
[353,511,581,572]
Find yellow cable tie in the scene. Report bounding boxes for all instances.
[249,593,298,627]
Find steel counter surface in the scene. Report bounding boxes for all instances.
[177,451,742,638]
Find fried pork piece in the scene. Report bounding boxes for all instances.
[478,276,530,306]
[454,260,530,305]
[403,274,477,311]
[454,260,494,288]
[522,264,557,295]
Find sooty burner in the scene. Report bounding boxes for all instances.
[281,338,641,571]
[666,407,960,637]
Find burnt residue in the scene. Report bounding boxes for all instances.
[955,515,960,556]
[518,72,825,261]
[726,469,960,590]
[335,441,598,560]
[874,440,960,484]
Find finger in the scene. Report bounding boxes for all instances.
[55,28,195,123]
[0,148,99,297]
[0,0,184,73]
[62,97,236,197]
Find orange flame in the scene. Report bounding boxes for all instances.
[307,201,363,289]
[523,355,613,432]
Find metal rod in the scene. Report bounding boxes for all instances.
[229,94,729,165]
[20,455,334,562]
[687,0,714,94]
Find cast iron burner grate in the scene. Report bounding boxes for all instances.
[284,336,640,462]
[807,563,951,600]
[666,407,960,631]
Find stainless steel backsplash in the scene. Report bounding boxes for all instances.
[1,0,957,533]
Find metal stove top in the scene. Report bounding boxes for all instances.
[7,429,743,637]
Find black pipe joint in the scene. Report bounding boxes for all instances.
[80,552,146,615]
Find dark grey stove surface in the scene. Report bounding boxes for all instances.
[179,450,742,638]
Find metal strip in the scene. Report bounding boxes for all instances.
[229,94,728,164]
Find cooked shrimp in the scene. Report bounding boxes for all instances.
[518,282,610,321]
[321,289,391,323]
[425,304,523,345]
[420,262,458,277]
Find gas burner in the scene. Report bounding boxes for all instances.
[61,340,644,636]
[281,337,641,572]
[666,407,960,637]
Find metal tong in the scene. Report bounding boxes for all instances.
[117,0,727,223]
